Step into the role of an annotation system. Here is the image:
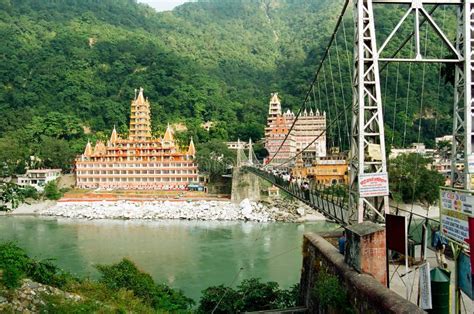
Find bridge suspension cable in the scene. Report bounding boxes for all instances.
[265,0,350,166]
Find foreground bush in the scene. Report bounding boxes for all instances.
[0,242,76,289]
[312,270,354,314]
[41,280,156,313]
[198,278,299,313]
[96,258,194,311]
[0,242,299,313]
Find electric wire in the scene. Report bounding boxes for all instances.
[334,34,351,150]
[327,51,343,148]
[402,40,414,148]
[312,85,318,112]
[408,24,430,230]
[341,18,353,81]
[434,6,447,139]
[322,64,335,148]
[317,81,322,113]
[390,62,401,146]
[273,101,351,168]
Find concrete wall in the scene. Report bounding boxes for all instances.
[231,167,260,203]
[299,233,425,314]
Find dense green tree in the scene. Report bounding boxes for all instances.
[195,139,235,177]
[197,278,299,313]
[389,153,445,206]
[0,182,26,211]
[0,136,28,176]
[96,258,194,311]
[43,180,62,200]
[0,0,459,173]
[37,137,75,171]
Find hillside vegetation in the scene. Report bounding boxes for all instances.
[0,0,456,172]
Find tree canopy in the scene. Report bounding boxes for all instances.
[389,153,445,206]
[0,0,457,170]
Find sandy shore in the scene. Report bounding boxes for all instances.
[1,200,57,216]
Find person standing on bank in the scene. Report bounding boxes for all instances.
[338,230,346,255]
[432,226,448,269]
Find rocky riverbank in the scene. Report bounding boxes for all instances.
[34,198,325,222]
[0,279,81,313]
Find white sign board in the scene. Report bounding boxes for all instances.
[419,262,432,310]
[468,154,474,173]
[440,188,474,246]
[359,172,389,197]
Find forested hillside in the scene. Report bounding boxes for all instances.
[0,0,457,172]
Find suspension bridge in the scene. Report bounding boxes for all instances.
[234,0,473,228]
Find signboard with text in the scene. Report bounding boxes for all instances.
[468,154,474,173]
[440,187,474,246]
[359,172,389,197]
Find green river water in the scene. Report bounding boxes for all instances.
[0,216,336,300]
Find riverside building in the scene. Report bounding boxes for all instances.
[264,93,326,166]
[75,88,198,190]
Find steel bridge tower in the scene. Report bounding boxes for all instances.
[349,0,467,223]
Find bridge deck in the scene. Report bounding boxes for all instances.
[245,167,349,225]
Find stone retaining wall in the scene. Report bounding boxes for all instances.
[299,232,425,314]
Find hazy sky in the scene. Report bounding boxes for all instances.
[138,0,190,12]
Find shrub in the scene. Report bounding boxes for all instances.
[238,278,282,311]
[198,285,242,314]
[2,265,24,289]
[275,283,300,308]
[0,242,29,288]
[0,242,31,272]
[96,258,194,311]
[41,281,157,314]
[198,279,299,313]
[40,294,102,313]
[312,271,353,313]
[0,242,77,289]
[27,259,76,288]
[43,181,62,200]
[19,186,39,200]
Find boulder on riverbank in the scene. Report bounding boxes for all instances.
[35,198,325,223]
[0,279,81,313]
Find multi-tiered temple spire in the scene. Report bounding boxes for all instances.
[129,87,152,141]
[75,87,199,190]
[268,92,282,116]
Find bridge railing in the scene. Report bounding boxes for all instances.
[244,167,349,225]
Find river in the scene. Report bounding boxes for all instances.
[0,216,336,301]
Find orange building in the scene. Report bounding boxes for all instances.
[292,156,348,186]
[75,88,198,190]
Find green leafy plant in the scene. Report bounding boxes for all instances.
[43,181,62,200]
[1,264,24,289]
[198,278,299,313]
[0,182,26,212]
[19,185,39,200]
[389,153,445,205]
[96,258,194,311]
[312,270,354,313]
[0,242,29,288]
[198,285,242,314]
[0,242,77,289]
